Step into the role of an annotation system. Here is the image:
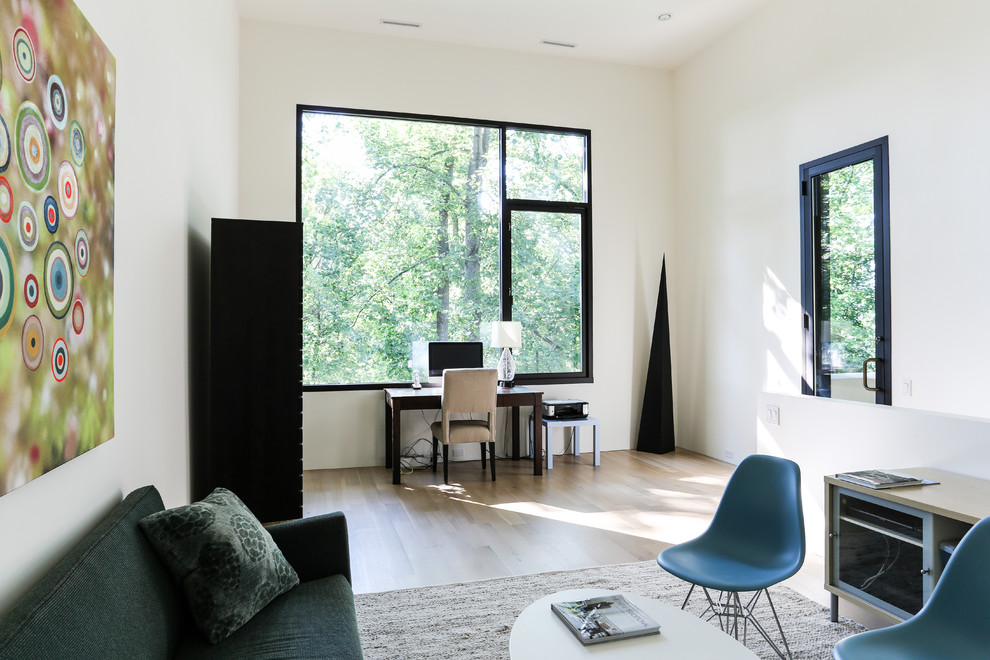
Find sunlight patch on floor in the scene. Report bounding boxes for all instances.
[488,501,711,544]
[677,475,726,486]
[646,487,716,500]
[427,483,469,497]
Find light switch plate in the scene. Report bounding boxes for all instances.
[766,405,780,426]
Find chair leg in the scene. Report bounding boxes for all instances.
[489,442,496,481]
[442,444,449,484]
[480,442,486,469]
[432,437,438,472]
[757,588,793,660]
[686,586,792,660]
[679,583,696,610]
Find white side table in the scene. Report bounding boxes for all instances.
[528,415,600,469]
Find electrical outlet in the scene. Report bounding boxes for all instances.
[901,379,912,396]
[451,447,464,458]
[766,405,780,426]
[723,449,734,460]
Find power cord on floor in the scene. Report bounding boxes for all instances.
[400,436,437,474]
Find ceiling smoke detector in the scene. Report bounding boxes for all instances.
[381,19,421,28]
[540,39,577,49]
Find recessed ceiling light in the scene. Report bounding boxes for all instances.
[381,19,421,28]
[657,13,673,21]
[540,39,577,49]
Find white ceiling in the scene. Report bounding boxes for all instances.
[235,0,772,70]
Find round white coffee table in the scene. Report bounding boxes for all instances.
[509,589,759,659]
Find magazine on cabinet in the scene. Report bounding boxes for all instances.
[550,594,660,645]
[835,469,936,489]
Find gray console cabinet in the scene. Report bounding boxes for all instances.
[825,468,990,622]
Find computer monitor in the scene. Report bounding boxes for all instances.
[427,341,484,377]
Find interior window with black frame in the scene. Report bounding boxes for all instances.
[800,137,891,404]
[297,107,592,389]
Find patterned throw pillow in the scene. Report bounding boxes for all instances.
[139,488,299,644]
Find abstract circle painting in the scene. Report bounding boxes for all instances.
[46,75,68,130]
[75,229,90,276]
[0,234,15,338]
[43,240,74,319]
[0,0,117,497]
[44,195,59,233]
[12,26,35,82]
[24,273,39,308]
[69,120,85,167]
[0,114,10,173]
[22,314,43,370]
[0,176,11,222]
[15,101,51,192]
[71,299,85,334]
[51,337,69,382]
[18,202,38,251]
[57,161,78,218]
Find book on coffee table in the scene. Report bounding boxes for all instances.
[835,469,936,489]
[550,594,660,645]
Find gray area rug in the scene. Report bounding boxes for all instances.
[354,560,866,660]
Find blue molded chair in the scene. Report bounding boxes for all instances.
[657,454,805,659]
[832,515,990,660]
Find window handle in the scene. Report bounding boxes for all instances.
[863,358,881,392]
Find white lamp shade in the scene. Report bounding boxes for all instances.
[491,321,522,349]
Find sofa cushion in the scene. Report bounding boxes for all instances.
[139,488,299,644]
[174,574,363,660]
[0,486,187,660]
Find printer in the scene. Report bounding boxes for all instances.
[542,399,589,420]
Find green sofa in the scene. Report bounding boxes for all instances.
[0,485,363,659]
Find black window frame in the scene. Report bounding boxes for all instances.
[799,136,891,404]
[296,105,593,391]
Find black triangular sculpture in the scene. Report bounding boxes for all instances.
[637,256,675,454]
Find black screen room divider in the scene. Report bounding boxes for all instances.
[197,218,303,522]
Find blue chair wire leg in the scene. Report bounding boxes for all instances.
[657,455,805,660]
[680,582,792,660]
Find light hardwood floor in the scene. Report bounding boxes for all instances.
[304,448,884,628]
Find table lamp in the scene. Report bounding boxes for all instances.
[491,321,522,387]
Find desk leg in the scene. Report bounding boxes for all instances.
[532,394,542,475]
[385,402,393,470]
[391,405,402,485]
[512,407,521,460]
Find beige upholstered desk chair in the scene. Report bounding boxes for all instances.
[430,368,498,484]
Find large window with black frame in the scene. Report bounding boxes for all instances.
[297,106,592,389]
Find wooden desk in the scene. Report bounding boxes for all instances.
[384,386,543,485]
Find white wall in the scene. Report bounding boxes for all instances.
[0,0,239,613]
[759,392,990,557]
[673,0,990,550]
[238,22,675,469]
